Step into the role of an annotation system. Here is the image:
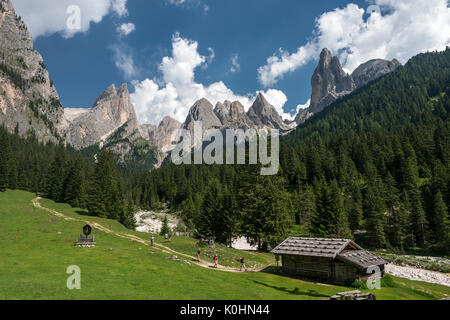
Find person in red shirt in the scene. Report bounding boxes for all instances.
[213,255,218,268]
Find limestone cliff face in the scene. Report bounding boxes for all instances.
[352,58,401,89]
[183,98,222,137]
[140,116,182,153]
[309,48,355,114]
[0,0,64,142]
[294,48,401,125]
[65,84,138,150]
[247,93,292,132]
[214,100,253,129]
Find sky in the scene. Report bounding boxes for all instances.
[11,0,450,125]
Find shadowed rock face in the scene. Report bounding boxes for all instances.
[247,93,292,132]
[309,48,355,114]
[65,83,138,150]
[183,98,222,136]
[0,0,64,142]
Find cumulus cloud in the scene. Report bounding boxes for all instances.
[258,0,450,86]
[131,34,288,125]
[11,0,129,38]
[117,22,135,37]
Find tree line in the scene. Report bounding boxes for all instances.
[0,48,449,253]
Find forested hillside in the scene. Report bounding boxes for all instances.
[0,49,449,253]
[125,49,450,252]
[0,127,136,229]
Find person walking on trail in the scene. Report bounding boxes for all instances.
[240,256,246,271]
[151,236,155,247]
[213,255,218,268]
[164,233,168,241]
[196,249,201,261]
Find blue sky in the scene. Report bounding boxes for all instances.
[12,0,450,125]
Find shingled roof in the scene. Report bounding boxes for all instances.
[336,250,387,269]
[271,237,387,269]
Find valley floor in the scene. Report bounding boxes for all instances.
[0,190,449,300]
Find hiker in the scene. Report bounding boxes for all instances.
[196,249,201,261]
[240,256,246,271]
[164,233,168,241]
[151,236,155,246]
[213,255,218,268]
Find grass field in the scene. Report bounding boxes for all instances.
[0,190,449,300]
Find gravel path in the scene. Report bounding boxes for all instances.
[32,197,261,273]
[385,264,450,287]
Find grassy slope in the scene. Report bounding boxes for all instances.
[0,190,449,300]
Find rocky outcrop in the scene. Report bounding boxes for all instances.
[183,98,222,136]
[247,93,292,132]
[0,0,64,142]
[140,116,182,153]
[294,108,314,125]
[309,48,355,114]
[214,100,254,129]
[352,58,401,89]
[295,48,401,124]
[65,83,138,149]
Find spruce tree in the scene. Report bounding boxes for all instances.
[160,215,170,236]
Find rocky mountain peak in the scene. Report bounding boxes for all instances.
[184,98,222,135]
[247,93,291,132]
[352,58,401,89]
[294,49,401,125]
[65,83,137,150]
[0,0,64,142]
[310,48,355,114]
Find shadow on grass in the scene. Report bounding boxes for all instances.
[251,280,330,298]
[260,266,337,287]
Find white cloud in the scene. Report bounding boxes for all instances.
[230,54,240,73]
[131,34,287,125]
[167,0,208,13]
[111,44,136,79]
[117,22,135,37]
[11,0,129,38]
[261,89,291,120]
[111,0,128,17]
[258,0,450,86]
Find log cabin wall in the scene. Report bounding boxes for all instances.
[282,255,333,280]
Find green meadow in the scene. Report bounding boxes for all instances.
[0,190,449,300]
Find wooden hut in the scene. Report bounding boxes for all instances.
[271,237,387,284]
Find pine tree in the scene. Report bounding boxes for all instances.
[46,143,67,202]
[122,198,137,230]
[64,157,85,208]
[87,151,124,219]
[195,179,224,241]
[312,181,333,237]
[390,204,409,250]
[432,192,449,247]
[347,184,363,232]
[329,180,352,239]
[0,137,8,192]
[364,184,387,248]
[160,215,170,236]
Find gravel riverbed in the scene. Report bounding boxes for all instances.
[385,264,450,287]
